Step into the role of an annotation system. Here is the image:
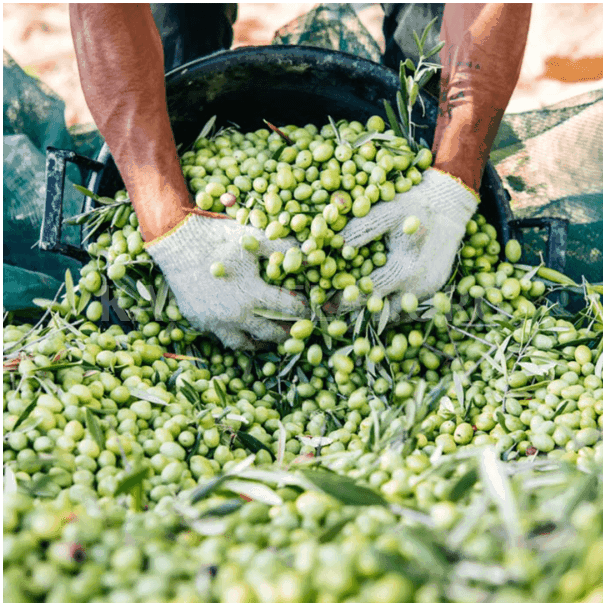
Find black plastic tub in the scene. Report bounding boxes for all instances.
[85,45,515,247]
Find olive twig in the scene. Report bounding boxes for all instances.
[263,120,295,145]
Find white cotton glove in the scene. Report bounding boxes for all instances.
[146,213,309,350]
[339,168,480,318]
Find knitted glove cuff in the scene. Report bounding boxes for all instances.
[421,168,480,221]
[146,213,219,275]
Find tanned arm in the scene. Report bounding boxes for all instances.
[69,3,192,241]
[432,3,532,192]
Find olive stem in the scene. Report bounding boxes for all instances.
[3,283,66,357]
[263,120,295,145]
[446,324,492,347]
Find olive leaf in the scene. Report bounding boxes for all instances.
[430,442,444,465]
[73,184,116,205]
[479,447,524,551]
[518,361,555,376]
[378,366,393,387]
[425,40,445,59]
[212,378,228,407]
[560,472,599,522]
[222,479,283,506]
[113,276,139,300]
[184,346,209,371]
[409,81,419,108]
[419,16,438,49]
[191,475,229,504]
[31,298,62,312]
[318,515,355,543]
[154,278,170,320]
[200,498,244,518]
[94,273,110,300]
[64,269,76,314]
[412,28,424,55]
[177,379,199,407]
[377,298,390,335]
[301,468,388,506]
[25,474,59,498]
[197,115,217,141]
[405,398,417,430]
[296,366,308,384]
[85,406,120,416]
[495,410,509,433]
[278,352,302,378]
[235,431,275,460]
[328,115,343,146]
[226,413,248,425]
[27,360,86,373]
[352,131,397,148]
[12,401,37,432]
[417,68,435,90]
[453,371,465,410]
[453,561,511,586]
[33,376,60,396]
[553,336,597,350]
[258,351,281,364]
[76,288,92,315]
[368,405,381,451]
[85,407,105,451]
[298,435,333,449]
[447,495,489,550]
[190,517,230,536]
[253,307,305,322]
[448,468,479,502]
[167,366,184,391]
[382,100,403,138]
[114,467,148,496]
[399,527,450,579]
[594,352,603,377]
[136,280,153,303]
[4,466,18,495]
[129,388,169,406]
[396,90,409,133]
[235,468,312,490]
[276,420,287,466]
[185,430,203,464]
[353,307,366,337]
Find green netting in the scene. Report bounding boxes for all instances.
[3,51,104,312]
[490,90,603,284]
[272,3,382,63]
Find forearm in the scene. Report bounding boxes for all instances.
[69,3,191,241]
[432,3,532,192]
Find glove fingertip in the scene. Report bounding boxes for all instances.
[263,285,311,319]
[215,328,253,352]
[244,317,290,345]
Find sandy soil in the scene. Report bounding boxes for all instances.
[3,3,603,128]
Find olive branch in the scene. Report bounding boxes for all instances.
[383,17,445,153]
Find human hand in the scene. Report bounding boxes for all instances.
[338,168,479,318]
[146,213,309,350]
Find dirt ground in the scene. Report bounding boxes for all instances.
[3,3,603,128]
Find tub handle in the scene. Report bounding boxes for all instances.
[40,147,104,262]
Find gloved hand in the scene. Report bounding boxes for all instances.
[338,168,479,318]
[146,213,309,350]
